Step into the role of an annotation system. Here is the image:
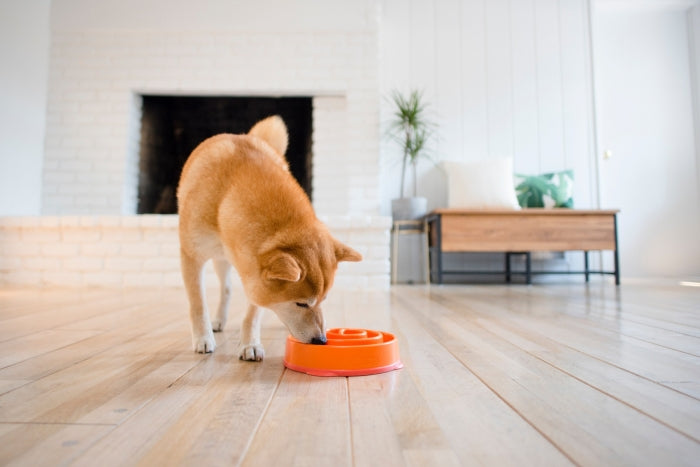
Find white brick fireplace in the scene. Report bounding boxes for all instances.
[43,29,381,216]
[0,1,390,289]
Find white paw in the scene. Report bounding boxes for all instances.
[211,320,225,332]
[193,333,216,353]
[238,344,265,361]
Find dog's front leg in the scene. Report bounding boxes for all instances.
[238,303,265,361]
[212,258,232,332]
[181,249,216,353]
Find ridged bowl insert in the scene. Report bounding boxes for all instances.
[283,328,403,377]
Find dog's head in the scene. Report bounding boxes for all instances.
[249,232,362,344]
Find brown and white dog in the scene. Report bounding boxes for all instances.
[177,116,362,361]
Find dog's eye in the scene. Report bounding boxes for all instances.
[295,302,309,308]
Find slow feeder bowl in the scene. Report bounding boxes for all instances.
[284,328,403,377]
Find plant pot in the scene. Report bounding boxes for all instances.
[391,197,428,221]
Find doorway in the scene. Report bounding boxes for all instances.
[593,4,700,277]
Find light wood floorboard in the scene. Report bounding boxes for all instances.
[0,282,698,466]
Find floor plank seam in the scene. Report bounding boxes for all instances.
[620,335,700,358]
[58,347,223,465]
[460,289,700,346]
[517,287,700,329]
[549,305,700,341]
[392,292,581,466]
[557,298,700,336]
[1,331,110,368]
[440,291,700,402]
[521,328,700,403]
[345,377,355,467]
[524,350,700,444]
[0,320,187,399]
[466,317,700,444]
[532,298,700,353]
[234,367,287,467]
[0,421,116,427]
[0,300,144,344]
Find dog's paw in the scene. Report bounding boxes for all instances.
[238,344,265,361]
[211,320,225,332]
[193,333,216,353]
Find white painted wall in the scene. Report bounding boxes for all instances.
[43,0,381,215]
[379,0,598,280]
[0,0,51,215]
[690,3,700,209]
[2,0,699,279]
[379,0,598,215]
[50,0,375,33]
[593,1,700,278]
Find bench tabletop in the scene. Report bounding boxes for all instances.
[430,208,620,216]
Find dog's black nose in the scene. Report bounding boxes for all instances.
[310,336,327,345]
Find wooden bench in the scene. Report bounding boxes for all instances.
[425,208,620,285]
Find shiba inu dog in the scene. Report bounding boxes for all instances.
[177,116,362,361]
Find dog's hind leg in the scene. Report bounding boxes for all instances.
[181,249,216,353]
[212,258,232,332]
[238,303,265,361]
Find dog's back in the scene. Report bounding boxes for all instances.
[177,116,314,249]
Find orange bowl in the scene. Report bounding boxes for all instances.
[283,328,403,377]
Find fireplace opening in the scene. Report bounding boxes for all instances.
[137,95,313,214]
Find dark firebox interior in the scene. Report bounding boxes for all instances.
[137,96,313,214]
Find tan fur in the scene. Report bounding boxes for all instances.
[248,115,289,168]
[177,115,362,360]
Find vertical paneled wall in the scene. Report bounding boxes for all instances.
[379,0,597,215]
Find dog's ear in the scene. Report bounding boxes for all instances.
[262,252,302,282]
[334,240,363,263]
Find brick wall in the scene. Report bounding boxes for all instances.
[0,216,390,289]
[20,4,391,289]
[43,27,381,216]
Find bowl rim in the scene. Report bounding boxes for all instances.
[283,328,403,377]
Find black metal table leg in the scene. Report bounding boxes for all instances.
[505,253,511,283]
[426,214,443,284]
[613,213,620,285]
[526,252,532,284]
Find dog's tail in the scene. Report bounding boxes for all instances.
[249,115,289,160]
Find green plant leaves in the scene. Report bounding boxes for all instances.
[386,90,435,197]
[515,170,574,208]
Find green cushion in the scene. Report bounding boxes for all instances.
[514,170,574,208]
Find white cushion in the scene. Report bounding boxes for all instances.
[441,158,520,209]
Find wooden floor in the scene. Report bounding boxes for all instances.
[0,282,699,466]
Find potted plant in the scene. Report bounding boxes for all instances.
[387,90,434,221]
